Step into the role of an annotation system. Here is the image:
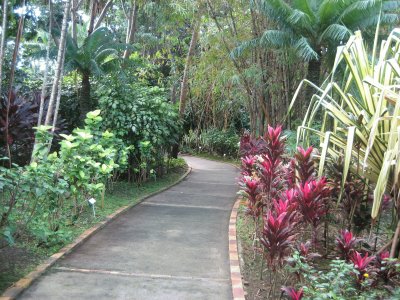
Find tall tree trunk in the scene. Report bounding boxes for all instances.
[79,71,91,119]
[38,0,53,126]
[45,0,71,127]
[87,0,97,35]
[123,0,138,59]
[178,21,200,117]
[94,0,113,30]
[0,0,8,98]
[71,0,78,43]
[5,1,25,167]
[171,19,200,158]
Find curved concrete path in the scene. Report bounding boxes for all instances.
[19,156,239,300]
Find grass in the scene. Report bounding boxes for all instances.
[0,165,188,294]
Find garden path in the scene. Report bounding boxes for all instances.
[18,156,239,300]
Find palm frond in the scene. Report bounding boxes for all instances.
[319,24,352,44]
[231,38,260,58]
[293,37,319,61]
[260,30,293,48]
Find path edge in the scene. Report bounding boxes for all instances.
[229,197,246,300]
[0,165,192,300]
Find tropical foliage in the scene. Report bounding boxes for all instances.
[296,29,400,220]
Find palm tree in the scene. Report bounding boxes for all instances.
[65,27,126,119]
[251,0,399,100]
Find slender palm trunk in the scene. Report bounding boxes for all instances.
[79,71,91,119]
[123,0,138,59]
[45,0,71,127]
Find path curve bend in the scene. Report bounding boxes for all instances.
[18,156,239,300]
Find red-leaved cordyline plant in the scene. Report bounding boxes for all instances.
[374,251,399,284]
[241,155,256,176]
[261,210,298,269]
[296,178,331,245]
[274,189,298,215]
[239,131,267,156]
[258,156,284,202]
[336,229,360,261]
[285,158,297,189]
[294,146,315,184]
[350,251,375,281]
[263,125,285,164]
[239,176,262,219]
[281,287,303,300]
[295,241,321,261]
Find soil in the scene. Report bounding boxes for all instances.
[0,244,45,293]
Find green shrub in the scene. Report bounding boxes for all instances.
[96,75,181,181]
[0,111,129,246]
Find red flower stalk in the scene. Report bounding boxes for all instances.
[281,287,303,300]
[350,251,375,280]
[294,146,315,184]
[241,155,256,176]
[336,229,360,261]
[261,211,298,269]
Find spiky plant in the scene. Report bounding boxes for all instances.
[295,28,400,225]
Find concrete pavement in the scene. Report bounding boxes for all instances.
[18,156,239,300]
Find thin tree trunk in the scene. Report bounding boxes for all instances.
[5,1,25,167]
[71,0,78,43]
[52,51,66,133]
[87,0,97,35]
[94,0,113,30]
[178,20,200,117]
[123,0,138,59]
[45,0,71,126]
[38,0,53,126]
[0,0,8,98]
